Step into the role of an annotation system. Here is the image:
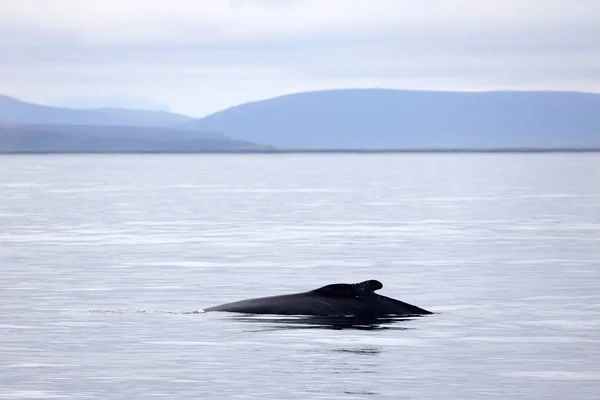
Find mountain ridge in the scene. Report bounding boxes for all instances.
[186,88,600,149]
[0,94,192,127]
[0,95,266,152]
[0,123,268,152]
[2,89,599,151]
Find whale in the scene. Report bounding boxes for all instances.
[203,279,432,318]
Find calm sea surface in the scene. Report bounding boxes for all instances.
[1,153,599,399]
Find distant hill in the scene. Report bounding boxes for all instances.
[0,95,192,127]
[0,124,267,153]
[185,89,600,149]
[0,95,261,152]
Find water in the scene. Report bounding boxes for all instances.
[1,153,599,399]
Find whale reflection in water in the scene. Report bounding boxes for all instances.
[228,314,419,331]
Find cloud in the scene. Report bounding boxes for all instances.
[2,0,597,45]
[0,0,598,116]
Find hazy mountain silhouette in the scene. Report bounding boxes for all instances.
[0,124,266,152]
[0,95,267,152]
[186,89,600,149]
[4,90,599,151]
[0,95,191,127]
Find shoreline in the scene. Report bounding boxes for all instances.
[1,148,600,155]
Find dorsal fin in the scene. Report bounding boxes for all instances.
[311,280,383,298]
[355,279,383,292]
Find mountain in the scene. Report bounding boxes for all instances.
[0,95,192,127]
[186,89,600,149]
[0,124,267,152]
[0,95,268,152]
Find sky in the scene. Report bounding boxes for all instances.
[1,0,598,117]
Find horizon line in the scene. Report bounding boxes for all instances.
[2,148,600,155]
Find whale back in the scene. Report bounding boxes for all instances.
[310,280,383,299]
[204,279,432,317]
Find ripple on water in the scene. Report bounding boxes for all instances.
[0,391,70,399]
[499,370,600,381]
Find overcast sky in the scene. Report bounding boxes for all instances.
[1,0,598,117]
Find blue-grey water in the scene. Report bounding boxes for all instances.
[1,153,599,399]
